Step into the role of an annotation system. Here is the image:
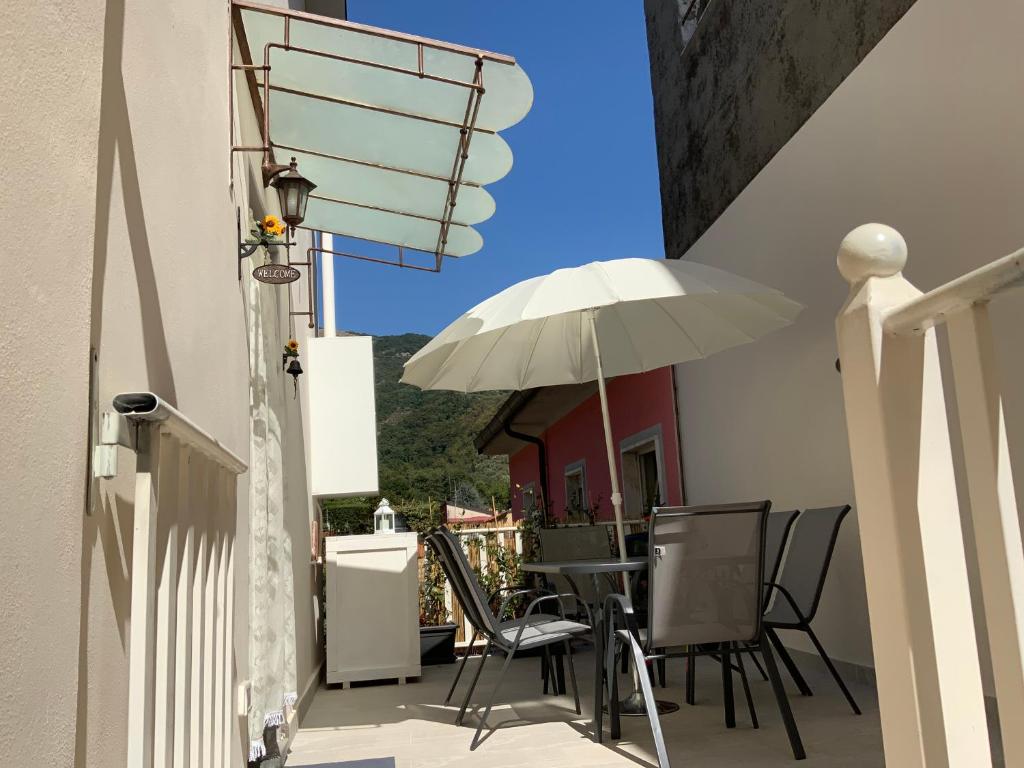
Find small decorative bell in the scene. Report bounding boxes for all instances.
[286,358,303,397]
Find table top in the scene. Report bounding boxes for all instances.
[521,557,647,575]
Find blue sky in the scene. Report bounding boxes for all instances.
[331,2,664,337]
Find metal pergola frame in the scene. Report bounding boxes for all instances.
[229,0,514,274]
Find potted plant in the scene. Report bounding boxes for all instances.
[418,544,458,666]
[397,499,458,665]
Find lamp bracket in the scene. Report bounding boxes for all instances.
[261,161,291,187]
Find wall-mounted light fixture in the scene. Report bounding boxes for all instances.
[263,157,317,235]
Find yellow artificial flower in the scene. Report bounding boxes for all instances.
[262,214,283,233]
[287,339,299,352]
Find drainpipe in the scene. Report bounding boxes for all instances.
[503,424,549,527]
[669,366,687,505]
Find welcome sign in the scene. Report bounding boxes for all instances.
[253,264,301,284]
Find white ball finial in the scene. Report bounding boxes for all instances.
[837,223,907,283]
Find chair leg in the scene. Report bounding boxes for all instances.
[564,640,581,715]
[445,631,477,706]
[610,651,622,740]
[734,643,758,729]
[747,645,769,681]
[457,638,491,727]
[607,628,622,741]
[760,634,806,760]
[657,655,667,688]
[471,646,517,750]
[767,627,813,696]
[721,643,736,729]
[805,625,862,715]
[594,620,606,743]
[685,646,696,705]
[555,651,567,695]
[624,638,671,768]
[542,646,552,695]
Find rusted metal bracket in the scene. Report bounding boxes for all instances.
[306,242,441,274]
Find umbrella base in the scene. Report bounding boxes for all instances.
[605,691,680,717]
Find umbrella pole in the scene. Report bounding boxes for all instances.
[588,310,629,562]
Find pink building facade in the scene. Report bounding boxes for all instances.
[478,367,684,524]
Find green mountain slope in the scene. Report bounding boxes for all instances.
[322,333,509,532]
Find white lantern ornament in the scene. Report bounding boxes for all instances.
[374,498,397,535]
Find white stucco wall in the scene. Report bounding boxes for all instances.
[675,0,1024,674]
[0,3,106,764]
[1,1,323,764]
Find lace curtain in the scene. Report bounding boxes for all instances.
[244,265,298,761]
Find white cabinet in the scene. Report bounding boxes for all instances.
[325,533,421,686]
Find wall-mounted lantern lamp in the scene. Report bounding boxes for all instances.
[263,157,317,235]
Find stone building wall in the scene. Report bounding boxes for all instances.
[644,0,917,256]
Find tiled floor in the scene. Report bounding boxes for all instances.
[286,647,884,768]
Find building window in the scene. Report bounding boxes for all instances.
[519,482,536,516]
[564,460,587,522]
[620,427,666,518]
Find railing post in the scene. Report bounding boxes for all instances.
[126,425,162,768]
[173,452,195,768]
[835,224,991,767]
[947,302,1024,765]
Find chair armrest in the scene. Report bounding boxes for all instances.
[763,581,809,624]
[604,592,644,646]
[504,593,594,650]
[492,586,556,621]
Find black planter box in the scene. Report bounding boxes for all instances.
[419,624,458,665]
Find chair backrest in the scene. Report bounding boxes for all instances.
[427,529,500,638]
[425,533,485,634]
[647,501,770,649]
[763,510,800,606]
[774,505,851,623]
[539,526,612,605]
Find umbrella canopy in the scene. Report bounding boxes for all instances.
[401,258,802,392]
[401,257,803,558]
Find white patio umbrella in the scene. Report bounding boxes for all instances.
[401,258,802,559]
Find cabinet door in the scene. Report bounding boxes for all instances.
[326,537,418,680]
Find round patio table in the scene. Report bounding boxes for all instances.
[521,557,671,740]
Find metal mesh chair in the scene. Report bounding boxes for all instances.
[602,502,805,767]
[764,504,861,715]
[764,509,800,605]
[685,508,800,700]
[426,528,593,749]
[538,526,613,610]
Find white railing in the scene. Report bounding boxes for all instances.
[100,394,247,768]
[836,224,1024,767]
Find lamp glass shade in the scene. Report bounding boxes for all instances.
[271,159,317,228]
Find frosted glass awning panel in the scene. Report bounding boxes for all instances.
[234,2,532,259]
[239,12,533,131]
[303,197,482,257]
[269,88,514,186]
[287,149,496,226]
